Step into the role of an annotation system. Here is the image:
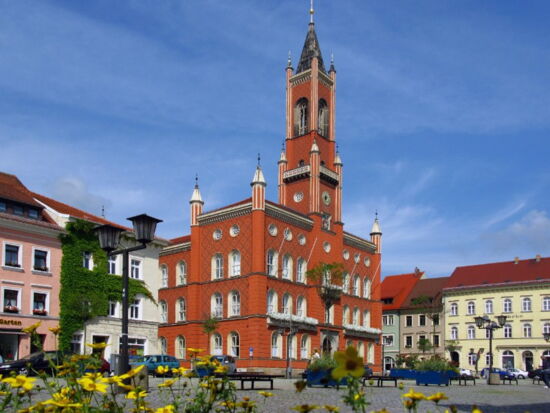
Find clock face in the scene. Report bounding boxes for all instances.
[322,191,331,205]
[293,192,304,203]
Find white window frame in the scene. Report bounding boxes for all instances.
[229,332,240,357]
[343,272,349,293]
[160,301,167,323]
[108,301,118,317]
[363,310,370,327]
[522,297,532,312]
[130,258,142,280]
[266,250,278,277]
[296,258,306,283]
[543,297,550,312]
[2,287,21,312]
[353,307,360,326]
[383,334,394,346]
[352,275,360,296]
[71,333,83,354]
[177,298,186,321]
[300,334,310,360]
[418,314,426,326]
[31,290,50,315]
[229,291,240,316]
[282,254,293,280]
[212,254,223,280]
[212,293,223,318]
[405,335,413,348]
[108,255,118,275]
[230,250,241,277]
[282,293,292,315]
[178,261,187,285]
[467,301,475,315]
[3,242,23,269]
[82,251,93,270]
[485,299,493,314]
[363,278,371,299]
[523,323,532,338]
[503,298,512,313]
[467,325,476,339]
[212,333,222,356]
[32,247,50,272]
[543,323,550,335]
[450,326,458,340]
[342,305,350,325]
[267,290,277,314]
[129,298,142,320]
[450,302,458,316]
[160,266,168,288]
[176,336,186,359]
[405,315,413,327]
[296,296,305,317]
[503,324,512,338]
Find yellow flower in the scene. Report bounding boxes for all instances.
[324,405,340,412]
[214,365,228,374]
[332,346,364,380]
[117,382,135,391]
[292,404,319,412]
[77,377,107,393]
[258,391,273,398]
[220,401,236,409]
[125,364,146,378]
[86,342,108,350]
[398,382,404,390]
[171,367,188,376]
[237,397,256,409]
[158,379,178,388]
[48,326,61,335]
[403,399,415,410]
[472,407,483,413]
[22,322,41,334]
[294,380,307,392]
[156,365,170,375]
[43,391,83,408]
[187,348,204,356]
[2,375,36,391]
[402,388,426,401]
[427,392,449,404]
[83,372,103,380]
[155,406,175,413]
[127,390,148,399]
[102,375,123,384]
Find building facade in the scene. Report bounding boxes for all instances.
[399,277,448,359]
[158,18,383,373]
[0,173,64,361]
[33,193,168,361]
[443,256,550,372]
[380,271,423,371]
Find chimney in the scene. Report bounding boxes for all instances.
[514,257,519,264]
[535,254,541,263]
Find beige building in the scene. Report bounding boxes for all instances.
[399,277,449,358]
[443,256,550,372]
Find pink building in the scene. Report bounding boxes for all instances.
[0,173,63,361]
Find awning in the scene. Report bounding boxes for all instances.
[0,329,25,335]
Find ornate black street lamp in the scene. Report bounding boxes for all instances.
[474,314,507,384]
[95,214,162,375]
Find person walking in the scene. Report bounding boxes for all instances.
[541,354,550,389]
[311,348,321,360]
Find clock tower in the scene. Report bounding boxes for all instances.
[277,13,342,228]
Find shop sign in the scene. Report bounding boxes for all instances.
[0,318,23,327]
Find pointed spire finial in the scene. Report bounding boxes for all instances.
[336,143,339,153]
[101,205,105,218]
[331,52,334,65]
[310,0,314,24]
[195,173,199,188]
[257,153,261,167]
[287,50,292,67]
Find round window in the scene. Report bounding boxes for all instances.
[230,225,240,237]
[268,224,278,236]
[343,250,350,260]
[298,234,306,245]
[293,192,304,203]
[323,242,331,253]
[213,229,222,241]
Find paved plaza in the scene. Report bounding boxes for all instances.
[141,377,549,413]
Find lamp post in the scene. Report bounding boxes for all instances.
[544,332,550,342]
[95,214,162,375]
[474,314,507,384]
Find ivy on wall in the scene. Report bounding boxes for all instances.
[58,219,154,351]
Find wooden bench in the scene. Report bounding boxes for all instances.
[449,375,476,386]
[532,376,542,385]
[362,375,398,387]
[224,373,284,390]
[501,376,518,385]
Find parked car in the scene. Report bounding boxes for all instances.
[459,368,473,376]
[0,351,62,376]
[480,367,514,379]
[209,355,237,374]
[506,368,528,379]
[130,355,180,376]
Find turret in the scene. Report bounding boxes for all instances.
[251,157,266,211]
[278,145,288,205]
[309,139,320,213]
[189,176,204,227]
[334,150,343,222]
[370,213,382,253]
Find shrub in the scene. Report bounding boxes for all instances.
[307,355,337,371]
[415,355,456,372]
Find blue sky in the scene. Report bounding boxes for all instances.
[1,0,550,277]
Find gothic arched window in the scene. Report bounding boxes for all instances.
[318,98,329,137]
[294,98,309,136]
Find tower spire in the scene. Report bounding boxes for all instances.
[310,0,314,24]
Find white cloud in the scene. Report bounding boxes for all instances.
[50,177,111,215]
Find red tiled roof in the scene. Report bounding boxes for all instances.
[402,277,450,309]
[381,272,423,310]
[444,257,550,290]
[0,172,43,208]
[32,192,130,231]
[170,235,190,245]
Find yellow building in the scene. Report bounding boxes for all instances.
[443,256,550,373]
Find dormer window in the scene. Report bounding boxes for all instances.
[13,205,23,216]
[0,201,6,212]
[28,209,39,219]
[294,98,308,136]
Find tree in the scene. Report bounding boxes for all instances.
[417,337,433,354]
[411,294,442,355]
[306,262,344,325]
[202,315,219,352]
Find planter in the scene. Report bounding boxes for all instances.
[3,306,19,313]
[415,370,452,386]
[389,368,416,380]
[306,369,347,388]
[195,367,214,378]
[34,266,49,272]
[33,309,48,316]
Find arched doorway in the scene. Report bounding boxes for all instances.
[322,337,332,355]
[384,356,395,373]
[502,350,514,369]
[522,351,533,371]
[450,351,460,366]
